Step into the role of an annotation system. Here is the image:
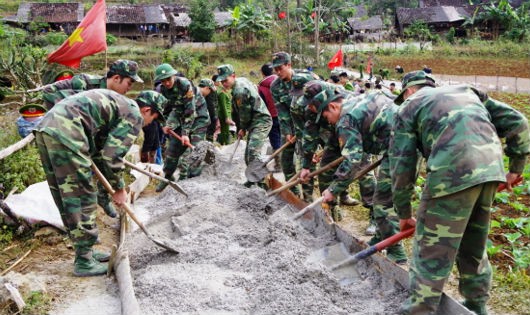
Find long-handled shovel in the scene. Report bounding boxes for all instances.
[167,129,216,168]
[330,228,415,271]
[121,159,188,197]
[245,136,296,182]
[228,136,241,164]
[91,163,179,254]
[290,196,326,221]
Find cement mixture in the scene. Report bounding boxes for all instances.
[125,142,407,314]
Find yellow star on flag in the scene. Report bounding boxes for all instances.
[68,27,85,46]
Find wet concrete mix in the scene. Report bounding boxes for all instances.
[126,142,406,314]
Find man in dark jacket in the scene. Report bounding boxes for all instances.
[258,63,281,152]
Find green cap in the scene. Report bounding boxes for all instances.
[154,63,178,82]
[19,103,47,117]
[290,72,317,96]
[216,64,235,81]
[314,86,343,123]
[198,78,216,91]
[54,70,74,82]
[272,52,291,68]
[109,59,143,83]
[135,90,167,123]
[394,70,436,105]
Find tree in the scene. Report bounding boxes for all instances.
[189,0,217,42]
[230,1,273,47]
[404,21,434,51]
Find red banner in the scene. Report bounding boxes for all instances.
[327,49,343,70]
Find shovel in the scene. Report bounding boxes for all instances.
[228,136,241,164]
[91,163,180,254]
[291,196,325,221]
[245,136,296,182]
[330,228,415,271]
[121,159,188,197]
[167,129,215,167]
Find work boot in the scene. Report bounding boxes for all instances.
[339,194,360,206]
[463,300,488,315]
[155,175,174,192]
[92,250,111,262]
[73,250,108,277]
[101,202,117,218]
[331,205,343,222]
[365,207,376,235]
[386,244,408,265]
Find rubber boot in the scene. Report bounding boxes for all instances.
[101,203,117,218]
[386,244,408,265]
[73,249,108,277]
[365,207,376,236]
[92,250,111,262]
[463,300,488,315]
[97,187,117,218]
[339,192,360,206]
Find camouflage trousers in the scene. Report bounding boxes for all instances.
[244,122,272,166]
[372,156,401,241]
[178,126,207,179]
[35,132,98,251]
[280,140,313,198]
[163,128,188,180]
[319,141,376,206]
[401,182,496,315]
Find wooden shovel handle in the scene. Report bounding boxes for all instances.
[265,136,296,164]
[497,175,523,192]
[167,129,194,149]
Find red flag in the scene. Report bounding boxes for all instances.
[48,0,107,68]
[327,49,343,69]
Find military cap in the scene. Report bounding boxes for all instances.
[272,52,291,68]
[19,103,47,118]
[394,70,436,105]
[290,72,316,96]
[314,86,343,123]
[54,70,74,82]
[154,63,178,82]
[198,78,216,91]
[109,59,143,83]
[135,90,167,123]
[216,64,235,81]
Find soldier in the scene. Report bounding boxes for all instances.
[390,71,530,314]
[298,81,376,222]
[178,83,210,179]
[214,75,235,145]
[339,72,354,91]
[153,63,196,191]
[311,85,407,263]
[16,104,47,138]
[215,64,272,186]
[199,78,218,142]
[42,59,143,109]
[41,60,144,218]
[34,89,166,277]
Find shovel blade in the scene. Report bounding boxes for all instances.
[169,181,188,198]
[245,160,269,182]
[306,243,361,286]
[148,235,180,254]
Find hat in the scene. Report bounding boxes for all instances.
[272,52,291,68]
[290,72,315,96]
[19,103,47,118]
[313,86,343,123]
[135,90,167,123]
[54,70,74,82]
[198,78,216,91]
[216,64,235,81]
[109,60,143,83]
[296,80,330,109]
[154,63,178,82]
[394,70,436,105]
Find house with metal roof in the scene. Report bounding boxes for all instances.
[106,4,170,38]
[395,6,472,36]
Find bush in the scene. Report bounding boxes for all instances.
[162,48,204,79]
[106,33,117,46]
[43,31,67,46]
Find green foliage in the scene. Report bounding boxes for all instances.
[189,0,216,42]
[42,31,67,46]
[404,21,435,51]
[491,267,530,314]
[446,27,456,44]
[162,47,204,79]
[21,291,52,315]
[106,33,117,46]
[486,239,503,256]
[0,222,14,244]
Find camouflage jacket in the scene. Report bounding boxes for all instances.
[192,87,210,131]
[329,91,397,195]
[301,92,359,169]
[390,84,530,219]
[42,74,106,109]
[204,90,218,121]
[231,77,272,131]
[159,76,196,136]
[36,89,143,190]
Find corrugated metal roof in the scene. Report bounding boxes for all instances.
[15,2,83,23]
[214,11,232,27]
[348,15,384,30]
[172,12,191,27]
[420,0,474,7]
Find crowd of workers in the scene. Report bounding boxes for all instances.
[14,52,529,315]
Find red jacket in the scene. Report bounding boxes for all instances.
[258,75,278,118]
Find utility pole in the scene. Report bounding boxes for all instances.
[314,0,320,66]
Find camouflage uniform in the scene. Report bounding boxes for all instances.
[42,59,142,110]
[40,60,143,216]
[178,87,210,179]
[199,79,218,142]
[300,81,376,210]
[315,88,406,260]
[157,71,196,183]
[390,72,530,314]
[34,89,144,274]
